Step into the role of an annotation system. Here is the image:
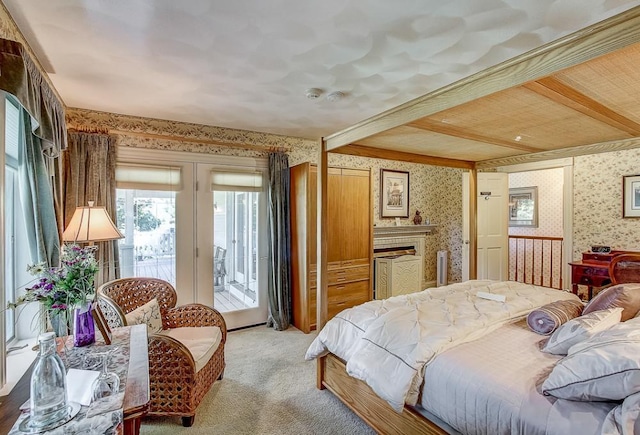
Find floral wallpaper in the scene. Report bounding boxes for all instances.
[573,148,640,259]
[67,108,316,156]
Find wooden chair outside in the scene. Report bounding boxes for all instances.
[96,277,226,427]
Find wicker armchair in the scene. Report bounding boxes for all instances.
[96,277,226,427]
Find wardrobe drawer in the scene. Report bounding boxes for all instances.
[327,265,370,284]
[328,282,370,319]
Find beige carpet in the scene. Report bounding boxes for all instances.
[140,325,375,435]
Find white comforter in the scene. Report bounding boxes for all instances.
[305,280,580,412]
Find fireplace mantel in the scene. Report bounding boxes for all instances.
[373,225,437,238]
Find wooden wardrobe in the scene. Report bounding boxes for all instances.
[290,162,373,333]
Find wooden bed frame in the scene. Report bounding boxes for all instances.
[317,254,640,435]
[317,354,447,435]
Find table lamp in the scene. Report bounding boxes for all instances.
[62,201,123,244]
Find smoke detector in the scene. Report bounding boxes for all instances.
[305,88,323,99]
[326,91,345,102]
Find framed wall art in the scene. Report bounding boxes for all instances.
[508,186,538,227]
[380,169,409,218]
[623,174,640,218]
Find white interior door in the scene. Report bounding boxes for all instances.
[462,172,509,281]
[462,172,470,281]
[477,172,509,280]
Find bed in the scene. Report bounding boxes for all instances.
[305,254,640,434]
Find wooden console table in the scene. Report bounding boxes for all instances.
[2,324,149,435]
[570,250,640,300]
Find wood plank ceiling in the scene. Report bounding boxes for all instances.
[326,7,640,170]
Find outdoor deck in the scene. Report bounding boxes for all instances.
[130,256,253,313]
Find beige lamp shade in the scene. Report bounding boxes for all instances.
[62,203,124,243]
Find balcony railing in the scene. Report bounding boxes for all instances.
[509,235,563,289]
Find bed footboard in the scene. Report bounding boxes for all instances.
[318,354,447,435]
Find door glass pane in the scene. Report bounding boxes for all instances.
[116,189,176,286]
[213,190,259,313]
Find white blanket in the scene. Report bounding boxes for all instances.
[305,280,580,412]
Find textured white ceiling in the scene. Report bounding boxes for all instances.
[4,0,639,139]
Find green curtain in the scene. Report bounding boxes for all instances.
[0,39,66,153]
[0,38,67,266]
[18,106,60,266]
[266,152,291,331]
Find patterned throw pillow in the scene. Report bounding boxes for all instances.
[542,307,623,355]
[527,299,584,335]
[125,298,163,334]
[583,283,640,321]
[542,318,640,401]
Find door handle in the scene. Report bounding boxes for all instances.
[463,240,470,245]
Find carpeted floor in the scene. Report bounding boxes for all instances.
[140,325,375,435]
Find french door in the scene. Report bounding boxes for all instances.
[116,149,268,329]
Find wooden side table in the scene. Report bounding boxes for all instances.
[122,324,150,435]
[2,324,149,435]
[569,261,611,300]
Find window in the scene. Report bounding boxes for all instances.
[4,97,19,342]
[3,96,35,344]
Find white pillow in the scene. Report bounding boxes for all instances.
[542,323,640,401]
[542,307,623,355]
[125,298,163,334]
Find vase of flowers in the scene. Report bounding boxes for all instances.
[10,245,99,338]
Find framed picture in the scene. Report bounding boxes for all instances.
[623,174,640,218]
[508,186,538,227]
[380,169,409,218]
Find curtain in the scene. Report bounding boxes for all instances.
[266,152,291,331]
[0,39,67,153]
[0,38,67,266]
[18,107,60,266]
[63,131,119,286]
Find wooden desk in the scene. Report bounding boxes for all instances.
[569,250,640,300]
[569,261,611,300]
[1,324,149,435]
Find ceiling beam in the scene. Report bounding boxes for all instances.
[332,144,475,169]
[407,119,543,153]
[523,77,640,136]
[324,7,640,151]
[476,136,640,169]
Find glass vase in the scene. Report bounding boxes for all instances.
[73,302,95,347]
[49,310,71,338]
[29,332,69,429]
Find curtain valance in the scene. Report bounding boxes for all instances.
[0,38,66,155]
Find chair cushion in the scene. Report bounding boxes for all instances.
[160,326,222,372]
[125,298,163,333]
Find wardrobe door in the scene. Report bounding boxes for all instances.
[326,168,343,266]
[340,168,371,265]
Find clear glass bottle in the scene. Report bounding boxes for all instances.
[30,332,69,428]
